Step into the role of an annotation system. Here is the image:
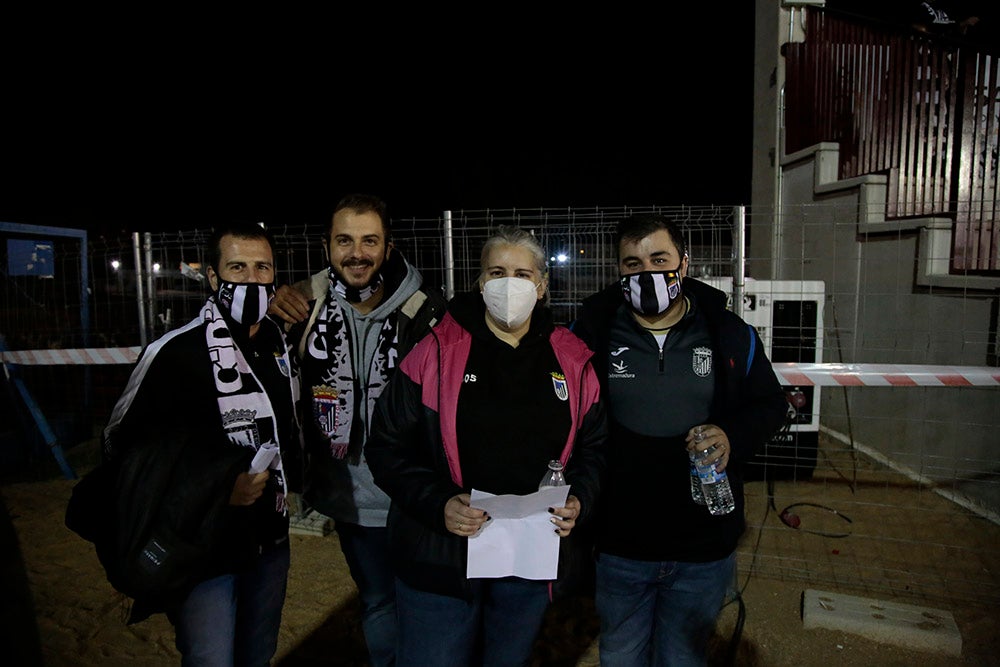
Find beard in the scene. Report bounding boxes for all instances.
[329,251,388,303]
[335,257,378,287]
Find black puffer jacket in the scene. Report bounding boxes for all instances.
[93,316,293,621]
[571,277,788,561]
[367,292,607,600]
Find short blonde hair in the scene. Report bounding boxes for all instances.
[478,225,549,305]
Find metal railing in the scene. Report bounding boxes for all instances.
[783,6,999,273]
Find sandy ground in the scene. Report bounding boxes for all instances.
[2,448,999,666]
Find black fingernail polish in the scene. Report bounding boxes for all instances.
[554,528,560,534]
[547,507,555,513]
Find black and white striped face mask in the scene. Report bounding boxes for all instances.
[329,266,383,303]
[620,270,682,317]
[215,281,276,325]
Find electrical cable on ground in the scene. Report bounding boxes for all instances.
[723,453,852,663]
[719,479,772,667]
[778,502,853,538]
[723,590,745,667]
[721,414,791,666]
[722,296,863,664]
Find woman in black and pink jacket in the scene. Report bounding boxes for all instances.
[367,225,607,666]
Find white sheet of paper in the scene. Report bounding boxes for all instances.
[466,485,570,580]
[249,443,279,474]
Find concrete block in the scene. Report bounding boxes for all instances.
[801,588,962,657]
[289,509,334,537]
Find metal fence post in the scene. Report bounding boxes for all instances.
[132,232,147,348]
[733,205,746,319]
[443,210,455,300]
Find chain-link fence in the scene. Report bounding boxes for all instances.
[3,204,999,609]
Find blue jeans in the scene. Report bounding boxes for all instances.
[335,522,397,667]
[595,551,736,667]
[170,540,290,667]
[395,576,551,667]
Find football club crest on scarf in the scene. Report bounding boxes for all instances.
[222,408,261,448]
[551,372,569,401]
[312,385,339,439]
[692,346,713,377]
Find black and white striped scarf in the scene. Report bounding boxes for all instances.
[202,298,291,508]
[106,296,297,513]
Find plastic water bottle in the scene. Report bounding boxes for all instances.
[694,433,734,516]
[539,459,567,489]
[689,451,706,505]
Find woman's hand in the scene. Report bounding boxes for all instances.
[444,494,489,536]
[549,494,581,538]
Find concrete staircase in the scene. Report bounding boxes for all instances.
[783,142,1000,291]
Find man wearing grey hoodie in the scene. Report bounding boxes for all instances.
[269,193,446,667]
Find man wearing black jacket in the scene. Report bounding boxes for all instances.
[571,213,788,666]
[100,221,300,664]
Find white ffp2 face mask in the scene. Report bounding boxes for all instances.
[482,277,539,328]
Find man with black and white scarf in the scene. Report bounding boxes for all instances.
[102,221,299,663]
[269,193,447,667]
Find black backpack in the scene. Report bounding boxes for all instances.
[65,431,250,623]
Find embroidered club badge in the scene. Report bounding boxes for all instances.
[692,347,713,378]
[551,372,569,401]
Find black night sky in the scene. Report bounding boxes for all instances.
[1,9,757,236]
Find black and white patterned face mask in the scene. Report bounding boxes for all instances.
[215,281,275,325]
[620,270,682,317]
[329,266,383,303]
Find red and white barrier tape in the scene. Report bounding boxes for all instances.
[2,347,142,366]
[773,362,1000,387]
[2,349,999,387]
